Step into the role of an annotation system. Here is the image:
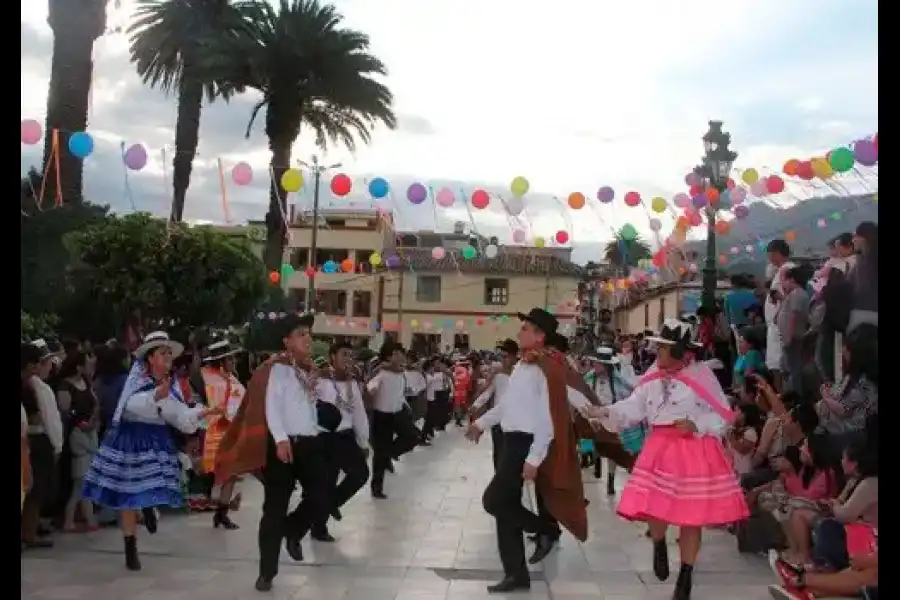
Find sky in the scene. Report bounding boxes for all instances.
[21,0,878,263]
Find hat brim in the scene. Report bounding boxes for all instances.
[202,346,245,363]
[644,336,677,346]
[134,340,185,360]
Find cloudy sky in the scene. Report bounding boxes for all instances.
[21,0,877,262]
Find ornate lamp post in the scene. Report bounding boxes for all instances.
[693,121,738,310]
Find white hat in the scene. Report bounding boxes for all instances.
[202,339,244,363]
[586,346,620,365]
[134,331,184,360]
[645,319,693,346]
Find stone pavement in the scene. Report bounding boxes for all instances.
[22,429,777,600]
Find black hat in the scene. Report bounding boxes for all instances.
[278,311,316,339]
[646,319,693,346]
[496,338,519,355]
[517,308,559,336]
[547,332,569,353]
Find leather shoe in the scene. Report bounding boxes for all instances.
[284,536,303,561]
[528,533,557,564]
[487,575,530,593]
[254,576,273,592]
[312,530,336,542]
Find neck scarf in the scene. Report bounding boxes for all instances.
[111,361,183,426]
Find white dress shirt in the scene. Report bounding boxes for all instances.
[607,376,729,437]
[265,363,319,442]
[425,371,448,401]
[471,372,511,411]
[403,370,426,396]
[315,378,369,449]
[366,370,407,413]
[28,375,64,454]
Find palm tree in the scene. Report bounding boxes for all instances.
[603,228,652,273]
[128,0,257,222]
[212,0,397,271]
[41,0,110,205]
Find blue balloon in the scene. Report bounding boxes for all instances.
[368,177,389,199]
[323,260,337,273]
[68,131,94,158]
[718,189,732,210]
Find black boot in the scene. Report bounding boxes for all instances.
[141,507,157,534]
[254,575,273,592]
[213,504,239,530]
[593,459,603,480]
[673,564,693,599]
[124,535,141,571]
[652,539,670,581]
[606,475,616,496]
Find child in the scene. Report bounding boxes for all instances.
[64,411,99,532]
[728,403,764,476]
[733,332,766,389]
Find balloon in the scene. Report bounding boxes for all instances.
[766,175,785,194]
[407,182,427,204]
[512,229,527,243]
[750,180,768,196]
[331,173,352,196]
[341,258,355,273]
[534,236,546,248]
[624,191,641,207]
[785,230,796,242]
[734,205,750,219]
[304,266,315,277]
[726,178,736,190]
[431,246,446,260]
[705,188,720,205]
[828,147,854,173]
[620,223,637,241]
[676,216,689,229]
[232,161,253,185]
[688,211,703,227]
[796,161,815,180]
[555,230,569,244]
[504,195,525,216]
[369,252,382,266]
[68,131,94,158]
[715,220,730,235]
[783,159,800,176]
[21,119,42,145]
[323,260,337,274]
[462,245,477,259]
[280,264,295,279]
[123,144,148,171]
[471,189,490,209]
[741,168,759,185]
[456,320,465,329]
[718,254,728,265]
[510,176,529,197]
[730,246,740,255]
[688,184,703,197]
[649,218,662,231]
[386,254,401,269]
[484,244,499,259]
[811,158,832,179]
[673,193,690,208]
[410,319,419,328]
[731,187,747,204]
[817,218,827,228]
[853,140,878,166]
[435,187,455,207]
[281,168,304,192]
[368,177,389,198]
[596,186,614,203]
[685,172,701,187]
[718,190,733,210]
[567,192,586,210]
[692,194,708,209]
[268,271,280,284]
[650,197,667,213]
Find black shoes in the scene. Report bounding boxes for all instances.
[653,539,670,581]
[331,507,343,521]
[311,529,336,543]
[213,506,239,530]
[673,564,693,599]
[255,576,273,592]
[528,533,557,564]
[284,535,304,561]
[606,477,616,496]
[371,487,387,499]
[487,575,530,593]
[124,535,141,571]
[141,507,158,534]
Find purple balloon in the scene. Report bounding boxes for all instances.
[123,143,148,171]
[730,187,747,204]
[691,194,708,209]
[386,254,401,269]
[406,182,427,204]
[734,205,750,219]
[596,186,614,203]
[853,140,878,167]
[685,172,701,187]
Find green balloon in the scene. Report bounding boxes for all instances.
[620,224,638,241]
[461,245,477,259]
[829,147,855,173]
[281,263,295,276]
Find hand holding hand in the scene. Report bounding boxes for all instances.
[522,462,538,481]
[275,440,293,463]
[465,423,483,442]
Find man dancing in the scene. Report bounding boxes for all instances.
[469,338,518,470]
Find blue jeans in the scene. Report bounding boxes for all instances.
[780,341,805,394]
[812,518,849,570]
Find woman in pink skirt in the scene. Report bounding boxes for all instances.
[593,319,749,600]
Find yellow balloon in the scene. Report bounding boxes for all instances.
[369,252,382,266]
[410,319,419,328]
[811,157,833,179]
[650,196,667,213]
[510,176,530,197]
[534,236,546,248]
[281,168,304,192]
[873,193,878,202]
[741,168,759,185]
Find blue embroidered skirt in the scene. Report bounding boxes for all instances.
[82,421,184,510]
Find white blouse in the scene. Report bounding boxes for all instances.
[122,389,204,434]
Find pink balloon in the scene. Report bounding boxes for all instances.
[232,162,253,186]
[21,119,42,145]
[750,180,768,196]
[431,246,446,260]
[673,193,690,208]
[730,187,747,204]
[555,230,569,244]
[123,144,148,171]
[435,187,455,207]
[730,246,740,255]
[512,229,527,243]
[684,172,701,187]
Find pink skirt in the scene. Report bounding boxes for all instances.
[617,426,749,527]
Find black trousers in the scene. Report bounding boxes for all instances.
[535,489,561,536]
[370,409,419,492]
[482,431,553,580]
[422,401,442,438]
[313,430,370,531]
[258,435,329,580]
[434,390,451,430]
[490,425,504,471]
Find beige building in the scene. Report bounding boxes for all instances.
[609,283,684,333]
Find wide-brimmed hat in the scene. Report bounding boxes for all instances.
[586,346,620,365]
[134,331,184,360]
[645,319,693,346]
[202,339,244,363]
[29,338,63,361]
[517,308,559,336]
[496,338,519,355]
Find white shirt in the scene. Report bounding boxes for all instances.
[471,372,511,411]
[764,261,796,325]
[265,363,319,442]
[366,370,407,414]
[28,375,64,454]
[315,378,369,448]
[425,372,448,401]
[403,370,427,397]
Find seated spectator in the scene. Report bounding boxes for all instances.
[733,329,766,390]
[728,403,764,476]
[768,550,877,600]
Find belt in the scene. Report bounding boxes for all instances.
[287,434,319,443]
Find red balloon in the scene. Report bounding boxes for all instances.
[726,178,736,189]
[688,184,702,197]
[766,175,785,194]
[624,191,641,207]
[555,230,569,244]
[796,161,815,180]
[471,189,490,209]
[330,173,352,196]
[304,266,315,277]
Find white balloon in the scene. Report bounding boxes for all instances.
[505,196,525,216]
[485,244,499,259]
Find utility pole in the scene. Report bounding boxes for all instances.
[299,155,342,311]
[543,258,552,307]
[396,271,405,343]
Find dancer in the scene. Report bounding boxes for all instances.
[214,313,332,592]
[310,342,370,541]
[469,339,518,470]
[591,319,748,600]
[199,339,246,530]
[82,331,217,571]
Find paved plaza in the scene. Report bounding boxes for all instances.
[22,430,777,599]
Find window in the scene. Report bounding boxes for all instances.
[383,331,399,344]
[352,291,372,317]
[314,248,350,266]
[315,290,347,315]
[416,276,442,302]
[290,248,310,269]
[484,278,509,306]
[644,303,650,328]
[658,297,666,328]
[453,333,470,352]
[411,333,441,356]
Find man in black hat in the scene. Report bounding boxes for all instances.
[469,338,519,470]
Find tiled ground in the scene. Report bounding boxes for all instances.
[22,429,778,599]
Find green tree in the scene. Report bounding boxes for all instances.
[209,0,397,271]
[127,0,257,222]
[603,229,653,273]
[64,213,267,338]
[21,311,61,342]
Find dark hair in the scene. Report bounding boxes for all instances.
[844,438,878,479]
[844,324,878,386]
[784,266,808,287]
[835,232,853,249]
[737,328,764,353]
[766,239,791,258]
[739,403,765,438]
[21,342,44,371]
[787,397,820,436]
[57,351,88,380]
[329,341,353,357]
[799,433,843,491]
[62,338,81,355]
[95,344,130,378]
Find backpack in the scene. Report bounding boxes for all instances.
[822,268,853,333]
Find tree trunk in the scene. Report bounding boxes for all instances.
[264,140,292,273]
[169,71,204,223]
[42,0,107,206]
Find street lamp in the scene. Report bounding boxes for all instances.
[693,121,738,310]
[297,155,342,310]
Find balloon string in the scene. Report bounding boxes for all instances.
[37,130,59,211]
[120,141,136,212]
[52,129,63,207]
[217,158,231,223]
[458,188,483,249]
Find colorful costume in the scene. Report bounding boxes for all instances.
[200,365,246,474]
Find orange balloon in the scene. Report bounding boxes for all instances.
[718,254,728,265]
[706,188,720,204]
[676,216,689,229]
[341,258,355,272]
[715,220,731,235]
[268,271,280,284]
[567,192,586,209]
[783,159,800,177]
[785,230,796,242]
